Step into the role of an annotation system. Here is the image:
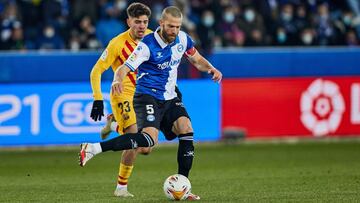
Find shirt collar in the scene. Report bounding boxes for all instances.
[154,27,179,49]
[154,27,167,48]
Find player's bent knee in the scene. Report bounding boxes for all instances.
[137,147,152,155]
[173,117,193,135]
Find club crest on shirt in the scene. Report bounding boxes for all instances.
[100,49,108,61]
[177,44,184,52]
[147,115,155,122]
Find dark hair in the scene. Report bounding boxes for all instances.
[127,3,151,18]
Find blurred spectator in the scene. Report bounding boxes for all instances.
[76,15,101,49]
[36,24,65,50]
[0,0,359,52]
[294,4,311,32]
[17,0,42,49]
[313,3,341,45]
[237,6,266,46]
[217,6,242,47]
[196,10,219,54]
[95,0,126,47]
[70,0,97,24]
[254,0,279,43]
[346,0,360,38]
[8,23,27,50]
[345,29,359,46]
[299,27,318,46]
[274,27,291,46]
[276,3,298,45]
[1,1,21,49]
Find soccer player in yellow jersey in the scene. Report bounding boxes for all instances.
[88,3,152,197]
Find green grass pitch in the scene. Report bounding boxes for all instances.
[0,141,360,202]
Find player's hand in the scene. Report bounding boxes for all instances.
[208,68,222,83]
[111,80,123,96]
[90,100,104,121]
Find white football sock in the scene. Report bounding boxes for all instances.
[116,184,127,190]
[110,122,118,132]
[92,143,102,154]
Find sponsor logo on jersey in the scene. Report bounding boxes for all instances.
[157,59,181,70]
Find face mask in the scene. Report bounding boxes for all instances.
[244,10,255,22]
[116,0,127,10]
[44,27,55,38]
[203,16,214,27]
[224,12,235,23]
[277,32,286,43]
[70,40,80,51]
[282,13,292,21]
[302,33,313,44]
[343,15,352,26]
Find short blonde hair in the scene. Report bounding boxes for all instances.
[161,6,183,19]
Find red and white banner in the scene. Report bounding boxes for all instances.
[222,77,360,138]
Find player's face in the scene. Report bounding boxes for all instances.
[159,14,182,43]
[128,15,149,40]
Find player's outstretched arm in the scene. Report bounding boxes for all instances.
[186,48,223,83]
[111,64,131,96]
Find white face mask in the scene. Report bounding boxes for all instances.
[224,12,235,23]
[116,0,127,10]
[282,12,293,21]
[244,10,255,22]
[44,27,55,38]
[70,40,80,51]
[302,33,313,44]
[203,15,214,27]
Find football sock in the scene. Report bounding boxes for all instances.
[100,132,154,152]
[92,143,102,154]
[117,163,133,189]
[177,133,194,177]
[110,122,118,133]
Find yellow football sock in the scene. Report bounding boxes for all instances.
[117,163,133,186]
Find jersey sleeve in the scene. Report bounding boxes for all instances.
[125,41,150,71]
[185,34,196,56]
[90,39,118,100]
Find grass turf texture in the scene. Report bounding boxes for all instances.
[0,141,359,202]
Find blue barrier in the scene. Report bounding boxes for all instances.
[0,51,113,83]
[0,80,220,146]
[1,47,360,83]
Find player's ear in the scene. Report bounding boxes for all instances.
[159,18,164,26]
[126,18,131,27]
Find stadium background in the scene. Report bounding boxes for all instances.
[1,1,360,202]
[1,0,360,146]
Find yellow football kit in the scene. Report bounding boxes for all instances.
[90,29,152,134]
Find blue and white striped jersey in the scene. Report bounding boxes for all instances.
[125,27,195,100]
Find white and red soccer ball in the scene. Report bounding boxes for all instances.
[163,174,191,200]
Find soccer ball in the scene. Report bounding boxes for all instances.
[163,174,191,200]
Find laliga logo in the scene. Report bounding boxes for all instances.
[300,79,345,137]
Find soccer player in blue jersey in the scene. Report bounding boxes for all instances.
[79,6,222,200]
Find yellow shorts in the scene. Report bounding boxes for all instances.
[110,93,136,135]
